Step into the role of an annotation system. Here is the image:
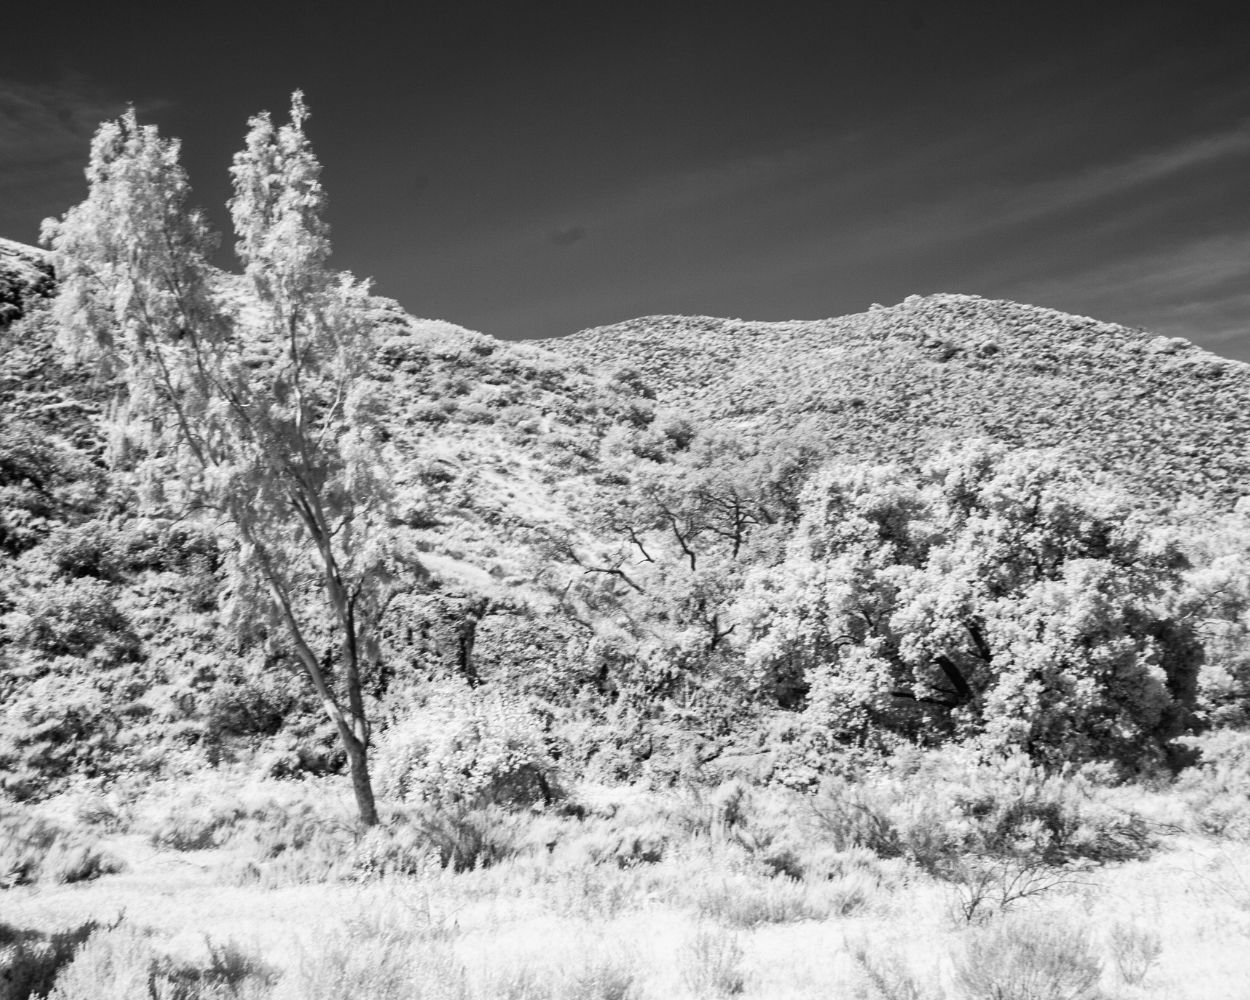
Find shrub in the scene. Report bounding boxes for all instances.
[372,681,561,809]
[486,951,642,1000]
[1107,919,1162,986]
[42,520,124,581]
[222,802,357,884]
[0,807,124,886]
[881,753,1152,921]
[567,815,672,869]
[561,953,640,1000]
[680,927,747,998]
[690,875,827,928]
[362,804,524,875]
[0,920,101,1000]
[219,795,526,883]
[203,667,301,743]
[808,777,903,857]
[5,577,139,661]
[851,944,941,1000]
[116,519,221,575]
[954,912,1103,1000]
[271,911,468,1000]
[888,752,1153,902]
[0,674,129,800]
[44,923,275,1000]
[1176,728,1250,840]
[147,791,250,851]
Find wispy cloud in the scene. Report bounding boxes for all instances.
[0,79,134,241]
[379,112,1250,354]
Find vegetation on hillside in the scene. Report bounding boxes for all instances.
[547,301,1250,510]
[1,95,1248,999]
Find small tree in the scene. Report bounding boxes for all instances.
[43,94,395,825]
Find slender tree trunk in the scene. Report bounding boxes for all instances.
[341,728,379,827]
[248,528,381,827]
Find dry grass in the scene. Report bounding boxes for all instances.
[2,771,1248,1000]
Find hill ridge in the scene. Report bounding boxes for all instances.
[543,293,1250,509]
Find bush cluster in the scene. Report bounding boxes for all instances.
[0,806,124,886]
[372,681,561,809]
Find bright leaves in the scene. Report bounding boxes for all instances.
[42,95,397,824]
[742,441,1200,769]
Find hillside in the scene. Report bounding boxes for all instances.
[544,294,1250,509]
[5,228,1250,797]
[0,272,654,791]
[0,239,54,328]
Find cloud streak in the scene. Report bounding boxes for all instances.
[0,79,133,241]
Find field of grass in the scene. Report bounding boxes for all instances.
[3,754,1248,999]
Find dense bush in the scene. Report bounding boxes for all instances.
[742,441,1201,769]
[372,681,561,809]
[203,666,303,743]
[0,418,100,557]
[0,673,127,799]
[4,576,139,661]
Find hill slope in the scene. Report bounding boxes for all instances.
[543,294,1250,509]
[0,238,54,328]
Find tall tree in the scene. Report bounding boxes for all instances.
[43,94,395,825]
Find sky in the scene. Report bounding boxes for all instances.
[3,1,1250,359]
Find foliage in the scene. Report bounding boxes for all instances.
[680,926,748,998]
[0,672,128,800]
[1175,728,1250,839]
[4,576,138,661]
[43,94,402,825]
[0,920,102,1000]
[533,427,820,780]
[1176,499,1250,728]
[851,945,941,1000]
[953,912,1103,1000]
[372,680,561,809]
[0,806,124,886]
[1106,918,1162,986]
[350,805,522,875]
[688,875,834,927]
[0,417,101,557]
[742,441,1201,768]
[44,922,275,1000]
[796,750,1153,921]
[272,907,468,1000]
[202,666,303,744]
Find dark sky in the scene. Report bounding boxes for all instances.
[4,1,1250,359]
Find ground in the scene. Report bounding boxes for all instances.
[3,770,1248,1000]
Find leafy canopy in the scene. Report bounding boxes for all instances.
[741,441,1200,770]
[43,94,400,824]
